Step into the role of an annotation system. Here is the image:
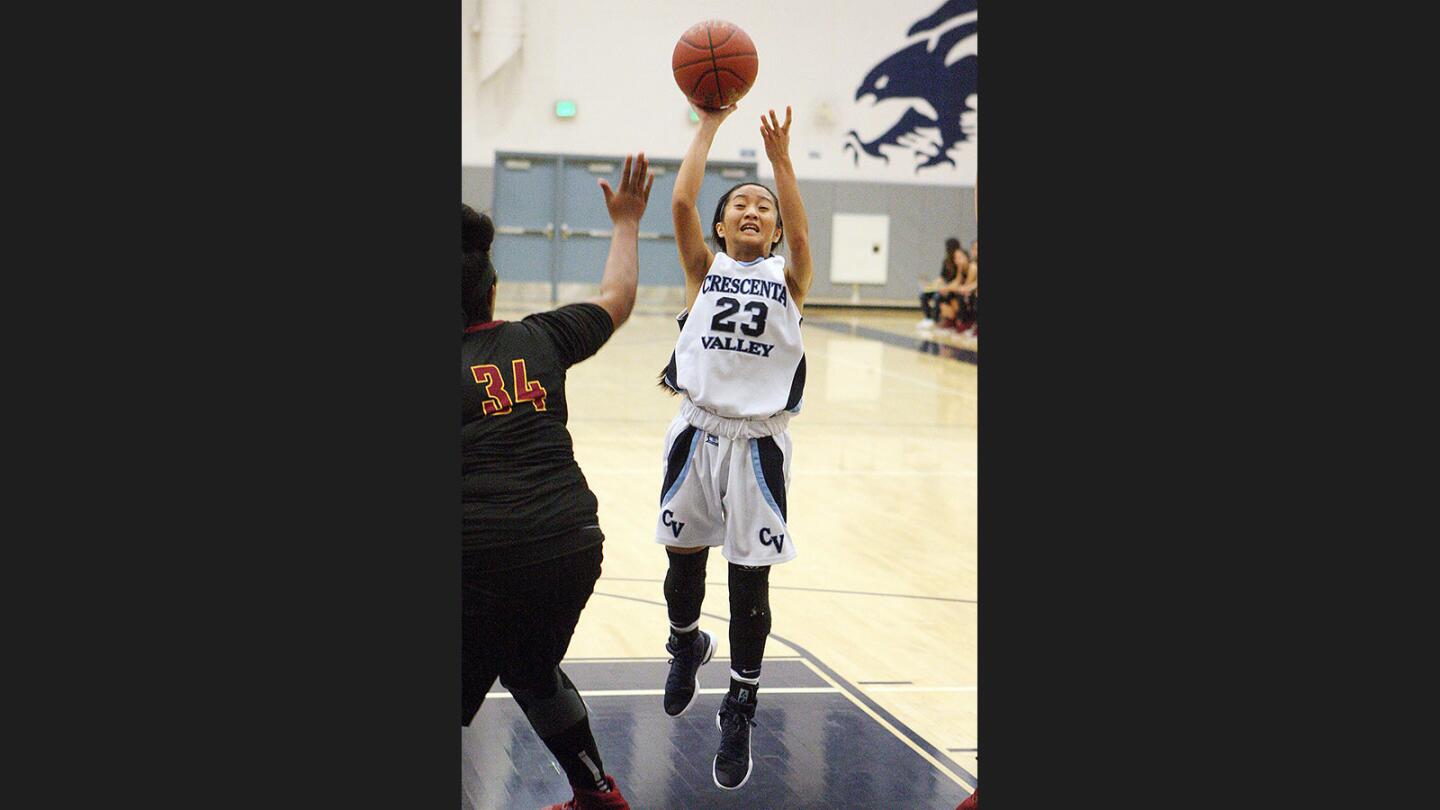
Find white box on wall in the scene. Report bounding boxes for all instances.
[828,213,890,284]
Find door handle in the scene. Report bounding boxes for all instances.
[494,224,557,240]
[564,227,625,239]
[542,228,674,240]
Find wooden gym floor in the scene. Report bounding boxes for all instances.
[464,305,977,809]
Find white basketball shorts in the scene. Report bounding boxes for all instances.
[654,411,797,566]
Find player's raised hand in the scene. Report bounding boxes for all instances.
[760,106,793,162]
[694,103,738,130]
[599,152,655,225]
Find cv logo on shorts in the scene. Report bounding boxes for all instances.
[705,434,719,447]
[759,527,785,553]
[662,509,685,538]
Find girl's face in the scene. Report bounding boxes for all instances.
[716,185,782,256]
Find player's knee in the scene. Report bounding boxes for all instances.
[728,563,772,636]
[668,546,710,565]
[500,665,561,706]
[506,667,587,738]
[665,547,708,592]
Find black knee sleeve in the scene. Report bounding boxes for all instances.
[505,667,588,739]
[508,668,608,791]
[728,563,772,679]
[664,548,709,632]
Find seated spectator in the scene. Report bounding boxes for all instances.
[956,244,977,337]
[937,243,972,331]
[919,237,963,328]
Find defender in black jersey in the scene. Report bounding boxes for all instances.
[462,154,653,810]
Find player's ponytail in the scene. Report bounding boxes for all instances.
[462,205,498,328]
[463,203,493,254]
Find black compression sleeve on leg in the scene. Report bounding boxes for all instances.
[664,548,709,643]
[728,563,772,684]
[509,668,610,792]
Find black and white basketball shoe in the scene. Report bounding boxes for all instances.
[663,629,716,716]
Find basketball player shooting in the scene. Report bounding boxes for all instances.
[655,103,813,791]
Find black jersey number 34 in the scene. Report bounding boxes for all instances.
[710,297,768,337]
[471,359,548,416]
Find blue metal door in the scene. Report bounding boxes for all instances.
[636,162,681,287]
[491,154,559,300]
[557,158,691,290]
[492,153,757,306]
[556,159,618,295]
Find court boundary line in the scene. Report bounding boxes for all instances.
[486,686,841,698]
[590,590,978,792]
[485,685,974,698]
[561,655,804,663]
[805,318,979,368]
[792,656,973,791]
[598,576,977,605]
[777,636,978,791]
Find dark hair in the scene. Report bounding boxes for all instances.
[462,204,497,328]
[463,203,490,253]
[942,237,962,280]
[710,182,784,257]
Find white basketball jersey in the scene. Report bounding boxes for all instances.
[663,252,806,419]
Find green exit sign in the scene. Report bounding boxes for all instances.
[555,100,577,118]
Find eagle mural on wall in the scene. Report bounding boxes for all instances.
[844,0,978,172]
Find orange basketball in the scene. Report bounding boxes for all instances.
[671,20,758,110]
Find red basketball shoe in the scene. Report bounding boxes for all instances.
[541,775,631,810]
[957,788,978,809]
